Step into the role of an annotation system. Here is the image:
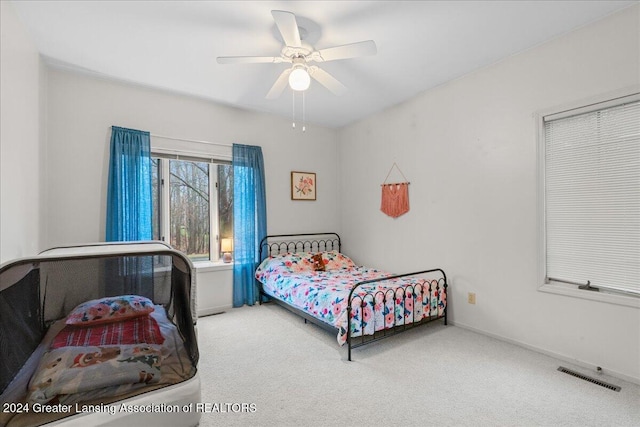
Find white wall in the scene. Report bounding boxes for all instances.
[44,69,338,248]
[44,68,338,314]
[338,6,640,382]
[0,1,43,263]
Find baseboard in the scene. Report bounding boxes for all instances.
[198,305,230,317]
[450,320,640,386]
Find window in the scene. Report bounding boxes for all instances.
[540,93,639,300]
[152,156,233,262]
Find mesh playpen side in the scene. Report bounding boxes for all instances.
[0,242,200,426]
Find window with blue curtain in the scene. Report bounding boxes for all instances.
[105,126,153,297]
[106,126,152,241]
[232,143,267,307]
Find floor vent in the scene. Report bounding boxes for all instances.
[557,366,621,392]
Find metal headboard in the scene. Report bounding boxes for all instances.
[259,233,341,260]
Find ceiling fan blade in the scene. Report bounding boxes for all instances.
[217,56,281,64]
[314,40,377,62]
[309,67,347,96]
[266,68,292,99]
[271,10,302,48]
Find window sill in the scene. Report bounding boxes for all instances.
[538,283,640,309]
[193,260,233,273]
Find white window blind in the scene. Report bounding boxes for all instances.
[544,95,640,296]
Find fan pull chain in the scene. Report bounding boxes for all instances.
[291,91,306,133]
[292,91,296,129]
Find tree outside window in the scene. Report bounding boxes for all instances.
[152,157,233,262]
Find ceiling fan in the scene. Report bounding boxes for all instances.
[216,10,377,99]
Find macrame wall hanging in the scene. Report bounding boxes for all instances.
[380,162,410,218]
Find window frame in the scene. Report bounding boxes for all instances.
[536,88,640,308]
[152,153,231,264]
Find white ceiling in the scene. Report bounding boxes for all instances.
[11,0,635,128]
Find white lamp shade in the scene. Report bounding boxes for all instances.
[288,68,310,91]
[221,238,233,252]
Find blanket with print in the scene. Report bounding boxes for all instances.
[27,344,162,404]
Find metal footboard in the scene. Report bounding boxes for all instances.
[346,269,447,361]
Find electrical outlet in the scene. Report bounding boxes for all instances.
[468,292,476,305]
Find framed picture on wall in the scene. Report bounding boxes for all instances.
[291,171,316,201]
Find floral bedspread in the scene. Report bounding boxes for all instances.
[255,251,446,345]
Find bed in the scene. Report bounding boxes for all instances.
[0,242,201,427]
[255,233,448,360]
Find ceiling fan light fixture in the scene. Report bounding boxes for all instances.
[288,67,310,91]
[218,10,377,100]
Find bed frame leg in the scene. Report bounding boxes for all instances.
[347,304,352,361]
[443,283,448,325]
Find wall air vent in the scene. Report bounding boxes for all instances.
[557,366,621,392]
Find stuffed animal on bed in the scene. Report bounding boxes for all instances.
[311,253,326,271]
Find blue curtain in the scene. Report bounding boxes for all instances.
[105,126,153,297]
[106,126,152,241]
[233,143,267,307]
